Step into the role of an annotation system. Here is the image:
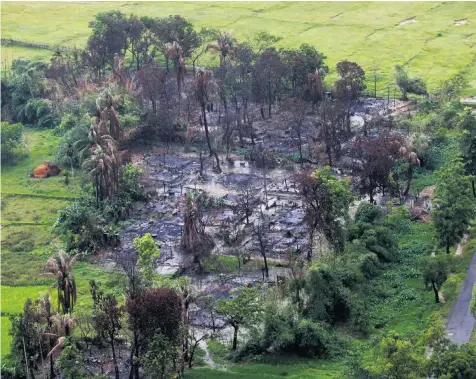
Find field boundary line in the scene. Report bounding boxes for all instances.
[1,38,72,53]
[1,221,51,226]
[1,192,77,200]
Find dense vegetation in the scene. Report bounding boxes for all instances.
[1,6,476,379]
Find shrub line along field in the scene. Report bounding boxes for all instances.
[2,1,476,96]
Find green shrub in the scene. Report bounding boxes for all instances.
[57,338,87,379]
[307,265,352,324]
[358,253,380,279]
[54,113,77,135]
[260,303,341,359]
[349,295,371,336]
[55,166,142,252]
[355,202,382,224]
[55,124,89,168]
[122,163,145,201]
[294,319,332,357]
[119,113,140,130]
[21,98,58,128]
[384,206,410,236]
[1,122,26,165]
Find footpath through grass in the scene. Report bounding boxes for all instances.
[2,2,476,95]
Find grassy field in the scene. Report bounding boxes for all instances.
[0,128,123,359]
[2,2,476,96]
[184,359,345,379]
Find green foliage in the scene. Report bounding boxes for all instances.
[394,65,427,100]
[349,213,399,263]
[354,202,382,224]
[142,331,179,379]
[293,319,334,358]
[349,294,372,336]
[433,160,475,253]
[1,122,26,165]
[427,342,476,379]
[55,123,89,168]
[379,331,424,379]
[133,233,160,285]
[55,161,143,252]
[306,264,358,324]
[258,300,346,359]
[384,206,411,237]
[54,113,77,135]
[422,254,452,302]
[2,59,59,128]
[436,75,468,103]
[57,338,87,379]
[7,298,47,378]
[459,109,476,191]
[54,195,122,252]
[298,166,353,253]
[216,286,263,350]
[122,163,145,201]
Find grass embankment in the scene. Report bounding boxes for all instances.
[2,2,476,96]
[0,128,123,359]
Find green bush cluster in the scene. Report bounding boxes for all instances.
[2,59,59,128]
[54,163,144,252]
[1,121,26,165]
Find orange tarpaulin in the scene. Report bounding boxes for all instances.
[31,162,61,178]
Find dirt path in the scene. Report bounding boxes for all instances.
[446,250,476,344]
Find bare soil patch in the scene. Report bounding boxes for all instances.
[397,17,416,27]
[454,19,468,26]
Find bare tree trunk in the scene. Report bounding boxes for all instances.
[213,151,221,173]
[202,105,213,156]
[432,281,440,303]
[403,164,413,196]
[307,228,314,262]
[23,337,30,379]
[232,325,238,350]
[262,251,269,279]
[298,139,303,168]
[110,337,119,379]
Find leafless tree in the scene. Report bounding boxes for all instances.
[194,70,221,173]
[233,183,259,225]
[252,212,271,279]
[284,98,309,167]
[187,329,208,369]
[181,192,215,272]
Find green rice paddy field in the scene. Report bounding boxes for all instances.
[2,1,476,96]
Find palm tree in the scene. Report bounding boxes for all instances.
[82,140,121,204]
[44,252,80,315]
[399,141,422,196]
[207,30,235,66]
[307,68,326,111]
[194,70,221,172]
[99,94,121,142]
[164,41,186,114]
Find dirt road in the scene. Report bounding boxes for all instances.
[446,251,476,344]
